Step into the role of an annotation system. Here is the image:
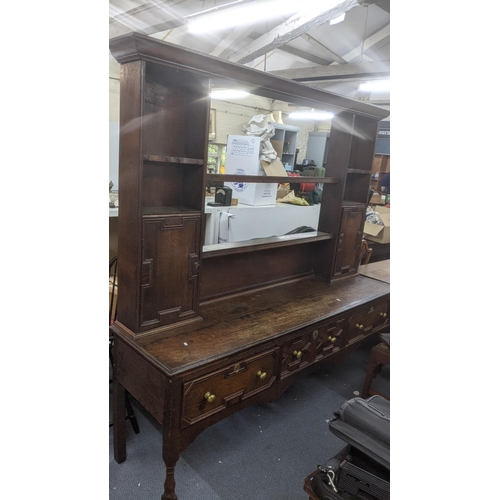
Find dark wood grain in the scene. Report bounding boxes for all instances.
[109,33,390,500]
[129,275,389,373]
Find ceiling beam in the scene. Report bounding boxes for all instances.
[300,33,347,64]
[275,45,333,67]
[109,0,190,38]
[210,25,256,58]
[226,0,361,64]
[245,31,332,66]
[270,60,389,82]
[338,23,389,63]
[109,0,257,38]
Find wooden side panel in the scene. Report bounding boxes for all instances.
[116,60,144,332]
[314,112,354,281]
[113,333,167,424]
[333,206,364,278]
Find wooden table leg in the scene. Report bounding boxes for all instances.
[361,343,390,399]
[161,461,179,500]
[113,376,127,463]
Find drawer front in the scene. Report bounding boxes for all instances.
[281,316,352,377]
[346,301,389,344]
[281,329,317,378]
[315,316,348,360]
[181,348,279,427]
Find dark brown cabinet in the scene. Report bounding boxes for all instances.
[115,57,209,334]
[109,33,390,500]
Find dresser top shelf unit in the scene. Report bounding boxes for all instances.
[109,31,389,333]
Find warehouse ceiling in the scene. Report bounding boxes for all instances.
[109,0,390,107]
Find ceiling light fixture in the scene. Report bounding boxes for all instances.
[185,0,245,19]
[289,109,334,120]
[358,80,390,92]
[210,89,250,100]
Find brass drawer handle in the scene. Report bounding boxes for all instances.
[204,392,216,403]
[293,350,303,359]
[312,329,319,339]
[256,370,267,380]
[356,324,364,330]
[379,312,387,318]
[328,336,337,343]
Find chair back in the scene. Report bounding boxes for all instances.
[109,257,118,326]
[359,239,373,265]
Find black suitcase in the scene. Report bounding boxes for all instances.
[312,395,390,500]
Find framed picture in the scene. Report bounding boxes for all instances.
[209,108,216,141]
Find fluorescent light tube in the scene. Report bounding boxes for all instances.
[210,89,249,100]
[289,110,334,120]
[358,80,390,92]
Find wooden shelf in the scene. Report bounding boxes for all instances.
[207,174,339,184]
[143,155,204,165]
[347,169,372,175]
[202,231,333,258]
[342,200,367,207]
[142,206,201,216]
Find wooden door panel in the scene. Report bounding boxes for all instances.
[140,214,201,330]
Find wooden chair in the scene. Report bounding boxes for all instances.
[109,257,140,434]
[359,239,373,265]
[361,333,390,400]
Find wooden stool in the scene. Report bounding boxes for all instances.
[362,335,390,400]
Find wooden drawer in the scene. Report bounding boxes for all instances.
[181,348,279,427]
[346,301,389,344]
[281,328,318,378]
[315,316,348,360]
[281,316,354,377]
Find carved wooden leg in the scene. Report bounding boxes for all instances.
[361,358,381,398]
[161,462,178,500]
[113,376,127,463]
[361,343,390,399]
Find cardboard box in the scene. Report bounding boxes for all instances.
[224,134,282,206]
[363,206,390,244]
[270,139,283,158]
[370,193,382,204]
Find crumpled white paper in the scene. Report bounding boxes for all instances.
[365,206,385,226]
[243,114,277,163]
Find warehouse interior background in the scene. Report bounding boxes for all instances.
[2,2,499,499]
[108,0,391,107]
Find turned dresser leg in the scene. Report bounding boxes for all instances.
[161,463,178,500]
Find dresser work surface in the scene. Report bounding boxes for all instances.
[112,274,390,500]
